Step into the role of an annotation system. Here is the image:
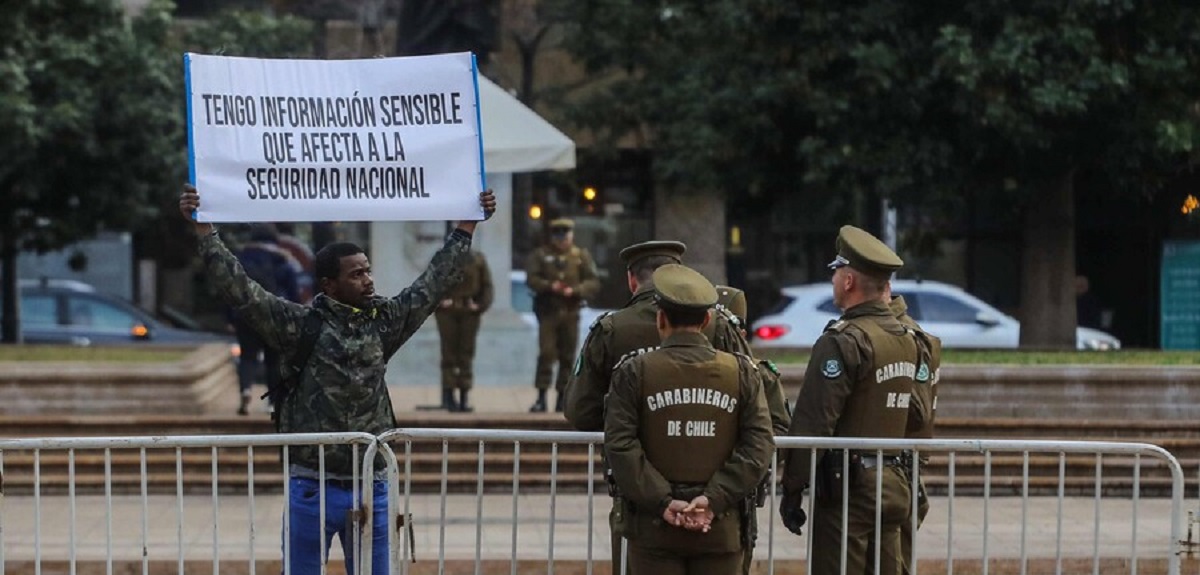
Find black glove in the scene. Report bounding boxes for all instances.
[780,490,807,536]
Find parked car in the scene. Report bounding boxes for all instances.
[510,270,612,351]
[13,278,237,349]
[751,279,1121,350]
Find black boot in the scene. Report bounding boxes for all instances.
[529,389,547,413]
[554,392,565,413]
[237,393,250,416]
[442,388,459,412]
[457,389,474,413]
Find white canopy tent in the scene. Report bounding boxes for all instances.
[371,75,575,390]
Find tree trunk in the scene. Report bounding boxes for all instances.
[1018,169,1077,348]
[655,189,726,285]
[1,227,20,344]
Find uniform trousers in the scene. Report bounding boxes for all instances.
[809,465,910,575]
[628,542,742,575]
[435,310,481,391]
[534,308,579,391]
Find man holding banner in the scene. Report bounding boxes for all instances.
[182,51,497,575]
[181,184,494,575]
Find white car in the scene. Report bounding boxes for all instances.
[510,270,612,351]
[751,279,1121,350]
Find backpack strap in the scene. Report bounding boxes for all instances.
[263,309,323,430]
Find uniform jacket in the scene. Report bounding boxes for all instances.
[782,300,919,492]
[524,243,600,313]
[604,331,774,522]
[436,251,493,314]
[564,288,755,432]
[199,228,471,476]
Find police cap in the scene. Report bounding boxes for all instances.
[715,285,747,323]
[549,218,574,233]
[652,264,718,310]
[827,225,903,279]
[619,240,686,269]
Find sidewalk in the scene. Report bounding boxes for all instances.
[0,493,1182,561]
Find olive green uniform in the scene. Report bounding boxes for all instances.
[605,331,774,575]
[565,291,753,431]
[526,243,600,393]
[782,301,920,575]
[891,296,941,574]
[434,251,493,391]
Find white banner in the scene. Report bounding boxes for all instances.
[185,52,486,223]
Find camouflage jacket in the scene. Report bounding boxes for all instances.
[199,228,471,477]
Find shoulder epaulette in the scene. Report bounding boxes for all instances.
[714,305,742,327]
[589,310,614,331]
[759,359,780,376]
[824,319,848,333]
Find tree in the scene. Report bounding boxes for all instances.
[0,0,185,343]
[554,0,1200,347]
[928,1,1200,347]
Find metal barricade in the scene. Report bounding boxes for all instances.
[375,430,1186,575]
[0,431,1187,575]
[0,432,376,575]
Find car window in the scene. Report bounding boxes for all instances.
[67,296,139,331]
[916,292,979,323]
[764,295,796,316]
[817,298,839,314]
[22,295,58,327]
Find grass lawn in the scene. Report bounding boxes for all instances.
[754,348,1200,366]
[0,345,190,363]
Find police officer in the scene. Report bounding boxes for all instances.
[525,218,601,412]
[779,225,920,575]
[887,287,941,574]
[605,264,774,575]
[566,242,752,431]
[715,285,791,575]
[434,250,493,412]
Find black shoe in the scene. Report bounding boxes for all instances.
[554,393,565,413]
[237,395,250,416]
[529,398,547,413]
[442,389,460,412]
[457,390,474,413]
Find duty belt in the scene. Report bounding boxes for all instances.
[860,455,902,470]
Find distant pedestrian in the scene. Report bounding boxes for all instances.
[435,250,493,412]
[232,224,300,415]
[525,218,600,412]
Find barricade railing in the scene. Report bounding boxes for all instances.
[377,430,1186,575]
[0,433,376,575]
[0,431,1188,575]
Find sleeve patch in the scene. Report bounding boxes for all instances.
[821,359,843,379]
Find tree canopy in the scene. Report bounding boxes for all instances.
[553,0,1200,346]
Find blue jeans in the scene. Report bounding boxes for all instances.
[283,477,389,575]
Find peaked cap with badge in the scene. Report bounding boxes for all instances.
[549,218,575,232]
[619,240,686,269]
[652,264,717,311]
[827,225,904,279]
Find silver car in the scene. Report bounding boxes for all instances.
[751,279,1121,350]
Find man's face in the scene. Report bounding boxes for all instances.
[322,253,375,308]
[831,266,849,310]
[551,229,573,250]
